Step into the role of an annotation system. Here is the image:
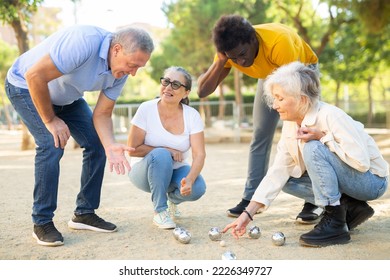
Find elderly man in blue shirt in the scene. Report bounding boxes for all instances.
[5,25,154,246]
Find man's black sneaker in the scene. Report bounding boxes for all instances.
[227,199,250,217]
[296,202,324,224]
[68,213,117,233]
[32,222,64,247]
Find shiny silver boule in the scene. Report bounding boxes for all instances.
[208,227,222,241]
[178,230,191,244]
[172,227,186,240]
[248,225,261,239]
[271,232,286,246]
[221,251,237,260]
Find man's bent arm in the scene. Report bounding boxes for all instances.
[197,58,231,98]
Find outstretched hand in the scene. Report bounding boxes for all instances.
[106,143,134,175]
[222,213,251,239]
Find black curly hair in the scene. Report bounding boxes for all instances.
[212,14,256,53]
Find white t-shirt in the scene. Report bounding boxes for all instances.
[131,98,204,169]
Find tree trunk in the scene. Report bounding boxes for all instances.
[11,13,35,150]
[0,81,13,130]
[10,14,29,54]
[335,81,341,108]
[233,68,245,125]
[217,84,225,120]
[199,98,212,128]
[21,121,36,150]
[367,77,373,126]
[380,76,390,129]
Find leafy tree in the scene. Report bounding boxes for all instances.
[0,0,44,150]
[152,0,271,124]
[0,40,18,129]
[351,27,390,125]
[351,0,390,33]
[0,0,44,53]
[271,0,389,126]
[154,0,270,81]
[322,31,389,122]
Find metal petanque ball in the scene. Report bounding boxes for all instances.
[248,225,261,239]
[271,232,286,246]
[221,251,237,260]
[208,227,222,241]
[172,227,186,240]
[178,230,191,244]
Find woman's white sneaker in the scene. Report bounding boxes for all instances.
[168,200,181,218]
[153,210,176,229]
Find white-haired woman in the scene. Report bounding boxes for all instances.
[223,61,388,247]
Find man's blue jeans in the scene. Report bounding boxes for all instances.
[243,79,279,201]
[283,141,388,206]
[128,148,206,213]
[5,80,106,225]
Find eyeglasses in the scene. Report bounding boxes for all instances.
[160,77,188,90]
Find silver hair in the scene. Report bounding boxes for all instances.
[111,27,154,55]
[263,61,320,114]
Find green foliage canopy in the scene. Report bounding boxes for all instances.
[0,0,43,23]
